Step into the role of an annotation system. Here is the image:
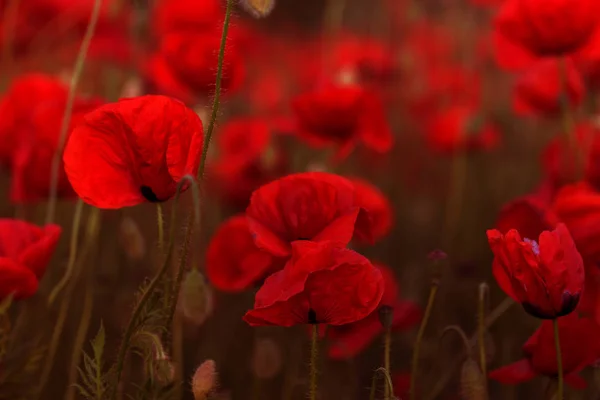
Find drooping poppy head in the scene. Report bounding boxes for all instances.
[0,219,62,299]
[246,172,374,258]
[494,0,600,58]
[349,178,393,244]
[512,59,584,118]
[489,313,600,388]
[63,95,204,209]
[206,215,285,292]
[292,84,392,160]
[552,182,600,264]
[243,241,384,327]
[425,105,500,154]
[486,223,584,319]
[326,263,421,360]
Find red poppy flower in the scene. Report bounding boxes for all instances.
[246,172,374,258]
[495,190,559,241]
[146,31,244,102]
[542,124,592,189]
[10,96,103,204]
[553,182,600,263]
[0,219,62,299]
[326,264,421,359]
[393,373,412,399]
[292,84,393,160]
[210,118,287,209]
[513,59,584,118]
[489,313,600,388]
[349,178,393,244]
[63,95,204,209]
[494,0,600,58]
[206,215,285,292]
[151,0,223,36]
[0,74,67,167]
[425,105,500,153]
[492,30,539,72]
[243,241,384,327]
[486,223,584,319]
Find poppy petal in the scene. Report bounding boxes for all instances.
[488,359,537,384]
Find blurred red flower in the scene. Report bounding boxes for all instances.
[425,105,500,153]
[0,219,61,299]
[349,178,393,244]
[63,95,203,209]
[487,223,584,319]
[494,0,600,58]
[326,264,421,360]
[292,84,393,160]
[243,241,384,327]
[206,215,285,292]
[393,372,412,399]
[512,59,584,118]
[553,182,600,264]
[246,172,374,258]
[489,313,600,388]
[495,191,559,241]
[210,118,287,209]
[151,0,223,36]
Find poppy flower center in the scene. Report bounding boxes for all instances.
[140,185,160,202]
[308,308,318,324]
[524,238,540,255]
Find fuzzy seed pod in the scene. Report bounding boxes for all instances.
[153,356,175,386]
[119,216,146,261]
[180,269,214,326]
[483,333,496,365]
[250,338,283,379]
[460,358,488,400]
[192,359,218,400]
[240,0,275,18]
[120,77,143,99]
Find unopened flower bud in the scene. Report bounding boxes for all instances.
[192,359,217,400]
[153,356,175,386]
[119,216,146,261]
[250,338,282,379]
[460,358,488,400]
[240,0,276,18]
[180,269,214,326]
[378,305,394,329]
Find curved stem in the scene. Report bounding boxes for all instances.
[48,198,84,306]
[383,327,391,400]
[45,0,102,224]
[196,0,235,181]
[109,177,193,400]
[368,371,377,400]
[309,324,319,400]
[410,283,438,400]
[554,319,564,400]
[36,207,100,399]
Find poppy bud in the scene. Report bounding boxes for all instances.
[487,223,584,319]
[250,338,283,379]
[192,359,217,400]
[460,358,488,400]
[118,216,146,261]
[240,0,276,18]
[180,269,214,326]
[153,355,175,386]
[378,305,394,329]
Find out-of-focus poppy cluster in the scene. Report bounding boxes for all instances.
[2,0,600,399]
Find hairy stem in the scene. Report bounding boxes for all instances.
[196,0,235,181]
[45,0,102,224]
[48,198,84,306]
[554,319,564,400]
[157,203,164,253]
[478,283,489,385]
[309,324,319,400]
[383,327,392,400]
[410,283,438,400]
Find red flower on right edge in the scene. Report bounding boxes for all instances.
[489,313,600,388]
[243,241,384,327]
[486,223,584,319]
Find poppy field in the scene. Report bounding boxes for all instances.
[1,0,600,399]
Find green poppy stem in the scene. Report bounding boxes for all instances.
[410,282,438,400]
[554,318,564,400]
[309,324,319,400]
